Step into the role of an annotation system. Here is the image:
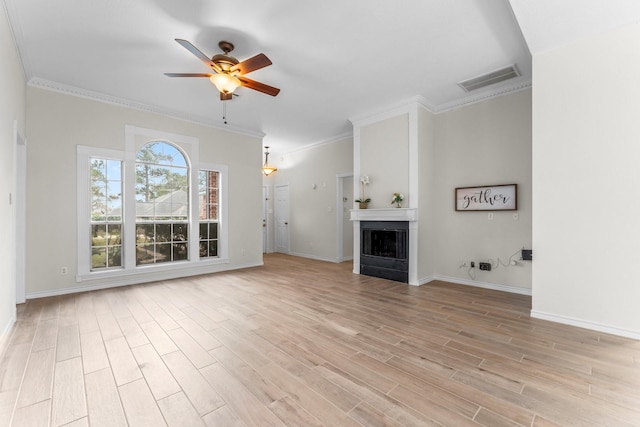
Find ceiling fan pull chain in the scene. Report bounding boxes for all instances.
[223,101,228,125]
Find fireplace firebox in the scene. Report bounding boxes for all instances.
[360,221,409,283]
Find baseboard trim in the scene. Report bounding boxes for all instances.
[423,275,532,296]
[0,315,16,360]
[288,252,339,264]
[531,310,640,340]
[26,261,264,299]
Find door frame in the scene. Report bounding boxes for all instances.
[14,121,26,305]
[336,173,354,262]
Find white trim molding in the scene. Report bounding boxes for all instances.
[350,208,417,222]
[531,310,640,341]
[427,274,532,296]
[29,261,262,300]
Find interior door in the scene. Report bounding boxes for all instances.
[262,185,268,253]
[275,184,290,253]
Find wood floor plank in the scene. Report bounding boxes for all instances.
[118,378,167,427]
[162,350,225,416]
[56,324,81,362]
[166,327,216,368]
[176,317,222,351]
[139,320,178,355]
[79,331,109,374]
[0,342,31,393]
[51,357,86,426]
[158,391,206,427]
[103,336,142,386]
[15,348,55,408]
[201,362,286,427]
[202,405,247,427]
[131,343,181,400]
[96,311,124,342]
[31,318,59,352]
[84,367,127,427]
[117,315,150,348]
[11,399,50,427]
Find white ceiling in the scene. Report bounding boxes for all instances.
[4,0,640,153]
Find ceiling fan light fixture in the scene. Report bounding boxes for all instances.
[262,146,277,176]
[209,73,241,94]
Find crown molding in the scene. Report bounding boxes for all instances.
[27,77,266,139]
[2,0,28,80]
[431,80,532,113]
[280,131,353,156]
[349,95,435,128]
[349,79,532,129]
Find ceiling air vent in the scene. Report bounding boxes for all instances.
[458,65,520,92]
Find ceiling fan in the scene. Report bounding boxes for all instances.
[165,39,280,101]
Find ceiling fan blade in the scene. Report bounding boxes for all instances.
[220,92,233,101]
[164,73,212,77]
[174,39,223,73]
[230,53,272,75]
[238,76,280,96]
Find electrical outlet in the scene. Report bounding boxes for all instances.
[60,267,68,275]
[479,262,491,271]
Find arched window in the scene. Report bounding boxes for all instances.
[78,126,228,283]
[135,141,189,265]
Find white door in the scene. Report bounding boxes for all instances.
[262,185,269,253]
[275,185,290,253]
[341,176,354,260]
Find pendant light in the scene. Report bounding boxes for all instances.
[262,146,277,176]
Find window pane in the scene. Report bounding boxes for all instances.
[156,243,171,263]
[173,243,188,261]
[106,160,121,180]
[136,244,155,264]
[199,223,208,240]
[92,247,107,269]
[198,170,219,221]
[199,241,208,257]
[209,223,218,239]
[136,224,154,243]
[91,224,106,246]
[108,246,122,267]
[173,224,187,242]
[91,159,106,178]
[156,224,171,242]
[107,224,121,245]
[208,241,218,257]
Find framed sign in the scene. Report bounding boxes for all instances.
[455,184,517,211]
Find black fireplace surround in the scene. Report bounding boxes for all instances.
[360,221,409,283]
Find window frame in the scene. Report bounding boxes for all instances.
[76,126,229,284]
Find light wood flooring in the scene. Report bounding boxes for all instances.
[1,253,639,426]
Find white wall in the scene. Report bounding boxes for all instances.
[0,3,26,350]
[532,22,640,338]
[360,115,409,208]
[417,107,437,281]
[25,87,264,296]
[268,138,353,262]
[433,90,532,292]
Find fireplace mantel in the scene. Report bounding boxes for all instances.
[350,208,417,222]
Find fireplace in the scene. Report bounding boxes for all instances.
[360,221,409,283]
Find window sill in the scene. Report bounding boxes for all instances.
[76,257,230,284]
